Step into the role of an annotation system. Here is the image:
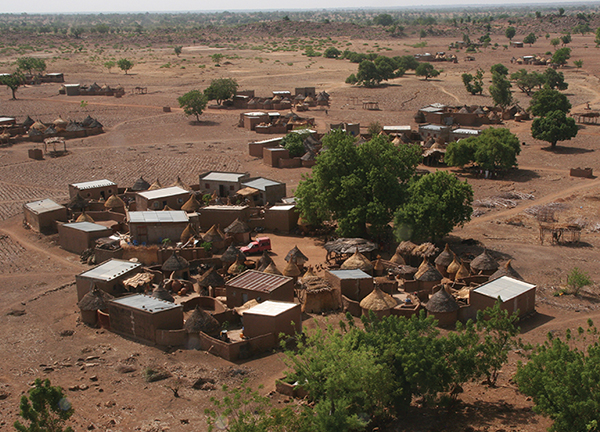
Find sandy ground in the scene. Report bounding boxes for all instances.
[2,30,600,431]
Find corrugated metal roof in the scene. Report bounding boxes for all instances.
[328,269,372,280]
[383,126,412,132]
[0,117,16,123]
[245,300,297,317]
[63,221,110,233]
[79,259,141,281]
[420,107,444,113]
[201,172,247,182]
[202,205,249,211]
[254,137,284,144]
[420,124,448,131]
[227,270,292,293]
[24,199,64,214]
[71,179,116,190]
[242,178,282,191]
[128,211,189,224]
[110,294,181,313]
[473,276,536,302]
[137,186,188,200]
[244,111,267,117]
[269,205,295,211]
[453,128,481,135]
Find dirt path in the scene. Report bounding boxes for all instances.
[432,82,461,103]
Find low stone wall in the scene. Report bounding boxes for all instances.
[570,167,593,178]
[279,158,302,168]
[156,329,187,347]
[198,331,276,361]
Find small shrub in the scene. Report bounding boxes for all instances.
[143,367,171,383]
[566,267,592,295]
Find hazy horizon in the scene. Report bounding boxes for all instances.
[1,0,595,15]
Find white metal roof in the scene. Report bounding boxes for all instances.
[328,269,372,280]
[202,205,249,211]
[201,172,247,182]
[79,259,141,281]
[242,178,282,191]
[46,73,63,76]
[420,106,444,113]
[473,276,536,302]
[269,205,295,211]
[24,199,64,214]
[70,179,116,190]
[0,117,16,123]
[291,129,316,134]
[245,300,297,317]
[110,294,181,313]
[63,221,110,232]
[64,84,80,87]
[420,124,448,131]
[383,126,412,132]
[272,91,291,95]
[128,211,189,224]
[244,111,267,117]
[137,186,188,200]
[452,128,481,135]
[253,137,284,144]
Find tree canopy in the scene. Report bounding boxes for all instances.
[14,378,74,432]
[178,90,209,122]
[505,26,516,40]
[117,58,133,74]
[16,57,46,74]
[394,171,473,242]
[523,32,537,46]
[0,72,25,100]
[415,62,440,80]
[490,63,509,76]
[552,47,571,66]
[445,127,521,171]
[531,110,578,148]
[489,71,513,110]
[543,68,568,90]
[462,69,484,95]
[530,89,571,117]
[324,47,341,58]
[281,131,309,158]
[203,77,238,105]
[510,69,544,96]
[295,130,422,237]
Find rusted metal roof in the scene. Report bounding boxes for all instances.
[226,270,292,293]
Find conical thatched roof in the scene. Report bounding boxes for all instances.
[76,212,95,223]
[360,286,397,311]
[152,284,174,302]
[185,306,220,335]
[396,241,417,256]
[341,249,373,272]
[285,245,308,264]
[68,194,88,211]
[104,194,125,209]
[197,267,226,288]
[171,176,191,191]
[447,254,461,275]
[221,246,245,264]
[203,225,224,243]
[78,286,114,311]
[302,276,333,293]
[470,250,499,272]
[489,260,523,281]
[283,259,301,277]
[163,205,174,211]
[53,116,68,128]
[228,256,246,275]
[415,263,443,282]
[434,243,454,267]
[148,179,163,191]
[257,250,273,271]
[390,251,406,265]
[22,116,35,128]
[413,242,438,258]
[302,265,316,280]
[161,251,189,272]
[181,195,201,213]
[31,121,46,131]
[131,177,150,192]
[426,288,459,313]
[180,223,197,243]
[224,218,250,234]
[455,262,470,280]
[415,256,430,277]
[373,259,384,272]
[263,262,282,275]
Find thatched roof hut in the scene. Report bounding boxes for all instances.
[228,256,246,275]
[185,306,220,336]
[489,260,523,281]
[455,262,470,281]
[203,225,225,243]
[447,254,461,279]
[22,116,34,129]
[234,299,260,316]
[470,250,499,274]
[434,244,454,267]
[360,286,397,317]
[425,288,459,313]
[263,262,282,275]
[283,259,301,278]
[163,205,175,211]
[257,250,273,271]
[131,177,150,192]
[78,286,114,311]
[161,251,190,273]
[301,276,340,313]
[104,194,125,209]
[152,284,175,302]
[415,263,443,282]
[413,242,438,258]
[68,194,88,211]
[53,116,68,129]
[341,249,374,273]
[180,223,197,243]
[197,267,226,288]
[221,246,245,266]
[324,238,377,255]
[224,218,250,234]
[171,176,191,191]
[302,266,316,280]
[76,212,95,223]
[148,179,163,191]
[181,195,201,213]
[390,251,406,265]
[285,246,308,266]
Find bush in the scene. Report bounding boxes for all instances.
[14,378,74,432]
[566,267,592,295]
[281,131,308,158]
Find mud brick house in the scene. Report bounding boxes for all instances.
[325,269,374,302]
[135,186,190,211]
[418,124,451,142]
[225,270,294,308]
[198,205,250,229]
[108,294,183,344]
[69,179,117,200]
[242,301,302,339]
[127,210,189,245]
[469,276,536,318]
[241,177,286,206]
[58,221,112,254]
[76,258,142,301]
[248,137,283,158]
[199,172,250,197]
[23,198,67,233]
[263,204,298,233]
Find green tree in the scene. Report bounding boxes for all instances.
[595,27,600,46]
[566,267,592,295]
[70,26,84,38]
[373,13,395,26]
[505,26,516,40]
[530,88,571,117]
[543,68,568,90]
[489,71,513,111]
[511,69,544,96]
[178,90,209,122]
[462,69,484,95]
[551,38,561,49]
[295,130,422,237]
[210,53,224,65]
[394,55,419,71]
[345,73,358,85]
[574,59,583,71]
[324,47,341,58]
[394,171,473,242]
[515,322,600,432]
[203,78,238,105]
[419,29,427,39]
[415,62,440,80]
[117,58,133,74]
[281,131,308,158]
[0,72,25,100]
[523,32,537,46]
[531,110,578,148]
[103,60,116,73]
[490,63,509,76]
[174,46,182,56]
[14,378,74,432]
[558,7,565,16]
[16,57,46,74]
[560,33,572,46]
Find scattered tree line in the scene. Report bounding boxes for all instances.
[178,78,238,122]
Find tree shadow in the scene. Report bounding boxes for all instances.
[541,145,593,154]
[188,120,219,127]
[503,168,541,183]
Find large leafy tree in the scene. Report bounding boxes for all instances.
[531,110,578,148]
[394,171,473,242]
[16,57,46,74]
[0,72,25,100]
[530,88,571,117]
[552,47,571,66]
[462,69,484,95]
[14,378,74,432]
[203,77,238,105]
[295,130,422,237]
[543,68,568,90]
[415,62,440,80]
[511,69,544,95]
[281,131,309,158]
[117,58,133,74]
[178,90,209,122]
[505,26,516,40]
[489,71,513,110]
[446,127,521,171]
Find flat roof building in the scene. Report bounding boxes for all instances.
[135,186,190,211]
[58,221,112,255]
[69,179,117,200]
[243,300,302,339]
[76,258,142,301]
[199,172,250,197]
[23,199,67,233]
[470,276,536,317]
[325,269,374,302]
[241,177,286,206]
[127,210,189,245]
[225,270,294,308]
